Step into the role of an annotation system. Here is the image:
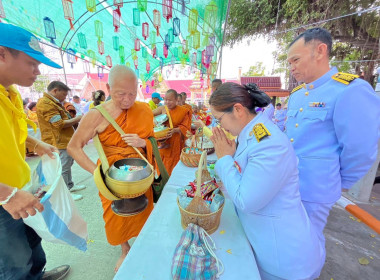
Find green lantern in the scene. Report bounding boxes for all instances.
[137,0,147,12]
[187,35,192,51]
[86,0,96,12]
[203,1,218,36]
[142,47,148,58]
[168,28,174,44]
[77,33,87,49]
[150,31,156,46]
[173,47,178,58]
[119,45,125,61]
[202,35,209,48]
[193,30,200,49]
[133,8,140,26]
[188,9,198,35]
[94,20,103,39]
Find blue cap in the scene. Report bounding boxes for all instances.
[152,92,163,100]
[0,23,62,69]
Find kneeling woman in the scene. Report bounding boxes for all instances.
[209,82,322,280]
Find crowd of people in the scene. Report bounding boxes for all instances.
[1,21,379,280]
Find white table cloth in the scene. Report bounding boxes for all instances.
[114,154,261,280]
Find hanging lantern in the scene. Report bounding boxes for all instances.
[173,17,180,36]
[206,45,214,57]
[142,22,149,40]
[106,55,112,68]
[168,28,174,44]
[160,57,164,70]
[97,40,105,55]
[94,20,103,40]
[119,45,125,59]
[113,36,119,51]
[177,46,183,60]
[158,73,163,82]
[86,0,96,12]
[164,34,171,48]
[113,9,121,32]
[134,57,138,69]
[193,30,200,49]
[163,44,168,58]
[87,50,96,67]
[77,33,87,49]
[188,9,198,35]
[126,62,131,67]
[83,60,90,77]
[62,0,75,30]
[146,85,150,93]
[43,17,56,44]
[173,47,178,58]
[150,31,156,46]
[162,0,173,23]
[180,0,186,15]
[197,50,202,65]
[133,8,140,26]
[142,47,148,58]
[137,0,147,12]
[203,1,218,36]
[152,46,157,58]
[187,35,192,50]
[151,80,155,87]
[182,39,188,54]
[0,0,6,20]
[153,9,161,36]
[209,36,216,46]
[66,48,76,68]
[113,0,123,9]
[98,66,104,79]
[192,52,197,66]
[131,49,137,59]
[134,38,141,51]
[202,35,209,48]
[146,61,151,74]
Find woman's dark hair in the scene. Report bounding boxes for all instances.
[27,102,37,110]
[92,90,106,106]
[209,82,271,113]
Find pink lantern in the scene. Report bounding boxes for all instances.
[83,60,90,77]
[146,61,151,74]
[134,38,141,51]
[163,45,168,58]
[182,39,188,54]
[113,9,120,32]
[62,0,75,30]
[153,9,161,36]
[134,57,138,69]
[152,45,157,58]
[162,0,172,23]
[106,55,112,68]
[97,40,104,55]
[142,22,149,40]
[151,80,155,87]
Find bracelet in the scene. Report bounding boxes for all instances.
[0,188,18,205]
[33,142,39,153]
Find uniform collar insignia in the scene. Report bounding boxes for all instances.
[332,72,358,85]
[291,83,305,94]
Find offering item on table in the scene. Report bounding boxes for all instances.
[203,126,236,141]
[108,164,146,181]
[153,106,173,141]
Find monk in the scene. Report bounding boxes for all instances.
[180,92,193,115]
[67,65,154,272]
[153,89,191,175]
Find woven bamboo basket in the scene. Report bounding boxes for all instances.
[180,136,202,167]
[177,151,224,234]
[154,106,173,141]
[194,153,212,184]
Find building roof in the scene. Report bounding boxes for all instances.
[240,76,290,97]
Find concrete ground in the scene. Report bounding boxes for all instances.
[26,143,380,280]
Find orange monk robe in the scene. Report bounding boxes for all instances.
[182,103,193,116]
[98,102,155,246]
[159,105,191,175]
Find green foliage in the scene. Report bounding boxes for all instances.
[243,62,266,76]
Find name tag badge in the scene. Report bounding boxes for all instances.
[309,102,326,108]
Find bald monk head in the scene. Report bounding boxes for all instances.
[106,65,137,110]
[164,89,179,110]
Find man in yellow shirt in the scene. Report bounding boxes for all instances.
[0,23,70,280]
[148,92,163,110]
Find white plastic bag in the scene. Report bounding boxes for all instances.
[23,153,88,251]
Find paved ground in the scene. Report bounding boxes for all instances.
[26,143,380,280]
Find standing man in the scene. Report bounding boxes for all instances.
[72,95,83,116]
[148,92,163,110]
[0,22,70,280]
[211,79,223,93]
[67,65,155,272]
[286,27,380,276]
[153,89,191,175]
[180,92,192,115]
[273,103,286,131]
[36,81,85,201]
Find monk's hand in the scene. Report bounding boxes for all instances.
[210,127,236,159]
[2,188,44,220]
[34,140,58,159]
[122,134,146,148]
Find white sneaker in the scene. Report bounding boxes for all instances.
[71,193,83,201]
[69,185,86,192]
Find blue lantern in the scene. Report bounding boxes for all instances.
[97,66,104,79]
[66,48,76,69]
[173,18,180,36]
[43,17,56,44]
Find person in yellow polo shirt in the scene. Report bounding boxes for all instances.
[0,23,70,280]
[148,92,163,110]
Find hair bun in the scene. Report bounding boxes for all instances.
[244,83,271,107]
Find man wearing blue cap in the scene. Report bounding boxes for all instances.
[148,92,163,110]
[287,27,380,277]
[0,23,70,280]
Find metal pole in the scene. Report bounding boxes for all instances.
[59,48,69,95]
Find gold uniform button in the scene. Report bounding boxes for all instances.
[305,91,309,96]
[290,138,294,142]
[299,108,303,112]
[309,84,314,89]
[295,123,299,127]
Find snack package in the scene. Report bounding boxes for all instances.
[210,194,224,212]
[177,187,193,209]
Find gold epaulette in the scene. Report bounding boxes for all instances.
[332,72,359,85]
[249,123,271,142]
[291,83,305,94]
